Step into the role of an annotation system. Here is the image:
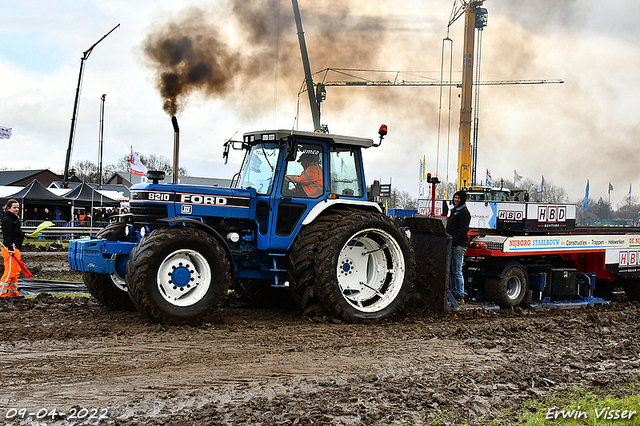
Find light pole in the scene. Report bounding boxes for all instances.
[98,94,106,189]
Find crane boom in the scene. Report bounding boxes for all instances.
[456,1,483,189]
[318,78,563,87]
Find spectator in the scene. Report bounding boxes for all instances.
[53,206,62,221]
[446,190,471,301]
[42,208,53,221]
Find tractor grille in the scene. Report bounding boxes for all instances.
[130,204,168,221]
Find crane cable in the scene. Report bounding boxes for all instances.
[436,31,455,200]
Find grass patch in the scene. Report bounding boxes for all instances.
[25,293,90,298]
[520,383,640,425]
[26,239,69,249]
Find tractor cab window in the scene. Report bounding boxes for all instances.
[282,144,324,198]
[238,143,279,195]
[329,147,363,198]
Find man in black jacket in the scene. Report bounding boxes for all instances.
[446,190,471,300]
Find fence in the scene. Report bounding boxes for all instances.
[21,220,110,240]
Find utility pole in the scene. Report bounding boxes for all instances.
[62,24,120,188]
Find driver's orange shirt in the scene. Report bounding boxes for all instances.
[292,162,323,197]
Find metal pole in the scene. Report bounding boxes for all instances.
[62,24,120,188]
[98,94,106,189]
[291,0,321,131]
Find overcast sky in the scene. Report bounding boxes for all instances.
[1,0,639,205]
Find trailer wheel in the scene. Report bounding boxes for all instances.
[127,227,230,325]
[315,210,414,320]
[83,222,137,311]
[485,266,527,309]
[622,278,640,302]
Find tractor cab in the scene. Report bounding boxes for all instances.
[225,129,378,251]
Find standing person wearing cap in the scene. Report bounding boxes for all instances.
[284,152,324,198]
[1,199,27,298]
[446,190,471,301]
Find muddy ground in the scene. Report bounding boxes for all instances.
[0,252,639,425]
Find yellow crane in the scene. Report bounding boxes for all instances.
[449,0,486,190]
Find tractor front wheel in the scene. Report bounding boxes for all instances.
[127,227,230,325]
[83,222,136,311]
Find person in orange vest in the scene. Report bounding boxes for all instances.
[284,152,323,198]
[1,199,27,298]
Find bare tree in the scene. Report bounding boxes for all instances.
[114,153,189,176]
[71,160,100,183]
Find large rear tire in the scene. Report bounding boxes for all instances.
[83,222,137,311]
[622,278,640,302]
[315,210,414,320]
[485,266,527,309]
[287,217,334,310]
[127,227,230,325]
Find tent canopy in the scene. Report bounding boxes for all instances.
[64,182,120,208]
[0,179,71,207]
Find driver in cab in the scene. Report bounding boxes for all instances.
[284,153,323,198]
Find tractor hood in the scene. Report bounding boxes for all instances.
[129,182,257,220]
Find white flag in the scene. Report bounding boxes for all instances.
[514,170,523,186]
[0,126,12,139]
[130,148,148,176]
[537,175,545,193]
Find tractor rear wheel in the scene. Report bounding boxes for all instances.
[287,217,334,310]
[315,210,414,320]
[83,222,137,311]
[127,227,230,325]
[485,266,527,309]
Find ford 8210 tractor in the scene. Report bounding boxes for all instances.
[68,127,414,324]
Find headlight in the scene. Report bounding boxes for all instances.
[140,226,149,238]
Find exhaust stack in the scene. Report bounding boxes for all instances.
[171,116,179,184]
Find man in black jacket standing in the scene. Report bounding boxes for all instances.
[446,190,471,300]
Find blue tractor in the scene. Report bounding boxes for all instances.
[69,127,414,324]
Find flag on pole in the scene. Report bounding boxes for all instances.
[486,169,492,187]
[609,182,614,193]
[514,170,523,186]
[419,159,424,198]
[583,180,589,212]
[0,126,12,139]
[537,175,545,193]
[423,155,427,181]
[625,184,632,202]
[130,148,148,176]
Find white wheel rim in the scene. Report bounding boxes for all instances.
[336,228,406,313]
[110,255,127,292]
[156,249,211,307]
[506,275,522,300]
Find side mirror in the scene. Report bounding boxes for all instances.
[370,180,381,197]
[284,135,298,162]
